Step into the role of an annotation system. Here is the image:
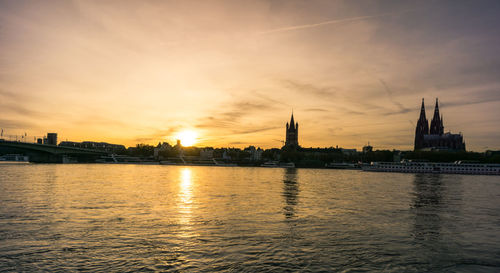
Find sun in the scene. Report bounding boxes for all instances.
[176,130,198,146]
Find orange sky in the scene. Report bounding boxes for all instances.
[1,1,500,151]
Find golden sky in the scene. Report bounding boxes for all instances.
[1,0,500,151]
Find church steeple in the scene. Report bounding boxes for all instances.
[414,98,465,151]
[441,114,444,133]
[414,98,429,150]
[433,98,440,119]
[420,98,426,118]
[285,111,299,148]
[430,98,444,135]
[417,98,428,132]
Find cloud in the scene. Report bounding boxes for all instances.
[259,9,415,34]
[280,79,387,116]
[73,114,128,128]
[196,99,279,129]
[0,89,49,118]
[379,79,411,115]
[252,91,289,107]
[228,141,246,145]
[282,79,336,99]
[327,127,343,136]
[304,108,329,112]
[0,89,23,100]
[384,108,414,116]
[131,126,184,144]
[0,101,47,118]
[0,118,37,129]
[231,126,280,135]
[335,106,366,116]
[441,96,500,108]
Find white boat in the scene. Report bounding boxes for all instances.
[0,154,29,163]
[362,161,500,175]
[159,158,237,167]
[325,162,360,169]
[279,162,295,168]
[97,155,159,164]
[261,161,280,167]
[260,161,295,168]
[213,159,237,167]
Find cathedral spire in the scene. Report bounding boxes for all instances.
[415,98,429,150]
[440,114,444,134]
[289,111,295,129]
[433,98,440,119]
[419,98,426,120]
[414,98,464,151]
[430,98,444,135]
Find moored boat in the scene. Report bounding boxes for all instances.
[260,161,280,167]
[325,162,360,169]
[279,162,295,168]
[362,161,500,175]
[260,161,295,168]
[0,154,29,163]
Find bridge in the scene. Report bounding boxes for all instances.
[0,140,109,163]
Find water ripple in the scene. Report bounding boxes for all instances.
[0,164,499,272]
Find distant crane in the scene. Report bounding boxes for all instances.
[273,139,285,146]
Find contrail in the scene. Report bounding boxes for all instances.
[259,9,413,35]
[379,79,410,113]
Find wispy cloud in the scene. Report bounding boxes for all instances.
[132,126,183,144]
[441,96,500,108]
[304,108,329,112]
[231,126,280,135]
[282,79,336,98]
[252,91,289,107]
[0,89,23,100]
[0,118,37,129]
[0,101,47,118]
[196,99,279,129]
[379,79,411,115]
[281,80,376,116]
[259,9,414,34]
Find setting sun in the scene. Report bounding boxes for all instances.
[176,130,198,147]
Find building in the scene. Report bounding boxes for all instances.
[285,112,299,148]
[414,98,465,151]
[59,141,126,153]
[46,133,57,145]
[244,146,263,161]
[200,148,214,159]
[154,142,172,158]
[362,143,373,153]
[340,148,357,155]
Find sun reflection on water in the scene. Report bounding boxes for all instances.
[179,168,193,205]
[177,168,194,233]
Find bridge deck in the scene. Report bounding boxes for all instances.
[0,140,108,155]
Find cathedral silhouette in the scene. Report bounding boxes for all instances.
[414,98,465,151]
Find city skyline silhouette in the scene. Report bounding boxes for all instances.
[1,1,500,151]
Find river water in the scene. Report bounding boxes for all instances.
[0,164,499,272]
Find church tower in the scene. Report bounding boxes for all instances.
[430,98,444,135]
[414,98,429,150]
[414,98,465,151]
[285,112,299,148]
